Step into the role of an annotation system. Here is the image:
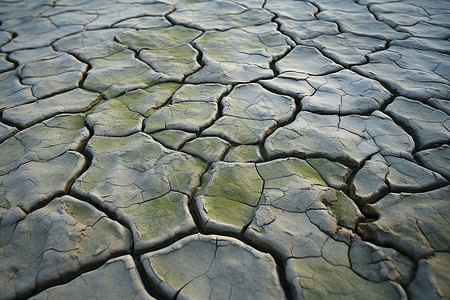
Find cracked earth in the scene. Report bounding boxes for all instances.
[0,0,449,299]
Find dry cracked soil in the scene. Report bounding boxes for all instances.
[0,0,449,299]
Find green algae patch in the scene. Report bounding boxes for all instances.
[201,196,255,230]
[181,137,230,163]
[287,257,406,300]
[258,158,326,186]
[324,190,362,230]
[118,25,201,50]
[194,162,264,234]
[172,83,228,103]
[196,162,263,206]
[114,82,181,116]
[307,157,352,190]
[45,113,86,130]
[72,133,207,250]
[223,145,263,163]
[151,129,196,150]
[86,99,144,136]
[145,101,218,133]
[118,25,202,80]
[122,192,195,246]
[429,252,450,297]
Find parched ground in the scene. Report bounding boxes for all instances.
[0,0,449,299]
